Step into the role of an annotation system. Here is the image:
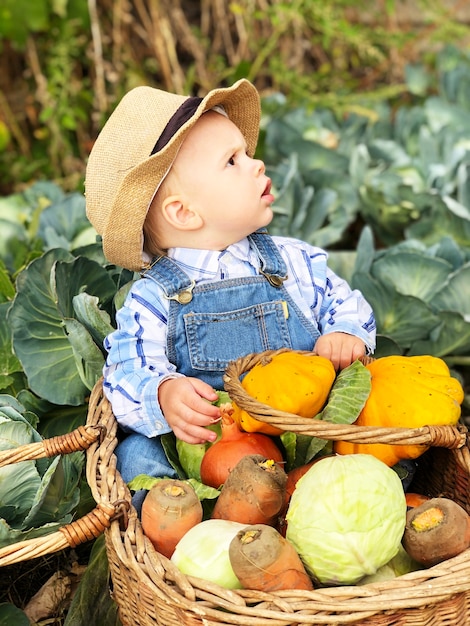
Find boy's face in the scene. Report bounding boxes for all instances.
[168,111,274,248]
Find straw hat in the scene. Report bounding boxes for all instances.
[85,79,261,271]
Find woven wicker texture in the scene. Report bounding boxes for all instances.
[85,353,470,626]
[0,424,115,567]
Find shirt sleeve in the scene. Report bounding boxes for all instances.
[319,265,377,353]
[276,237,376,353]
[102,277,179,438]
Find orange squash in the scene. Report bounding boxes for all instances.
[334,355,464,466]
[232,351,336,436]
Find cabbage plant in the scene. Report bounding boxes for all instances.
[0,397,84,548]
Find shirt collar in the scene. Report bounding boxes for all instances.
[167,238,256,277]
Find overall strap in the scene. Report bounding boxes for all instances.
[248,229,288,287]
[141,256,195,304]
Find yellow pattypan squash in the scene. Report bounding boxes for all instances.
[334,355,464,466]
[232,351,336,436]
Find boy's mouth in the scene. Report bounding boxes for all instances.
[262,179,272,197]
[261,178,274,204]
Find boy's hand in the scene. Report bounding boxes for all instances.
[314,332,367,371]
[158,377,221,444]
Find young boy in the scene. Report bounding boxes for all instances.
[85,79,376,505]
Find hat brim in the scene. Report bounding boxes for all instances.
[88,79,260,271]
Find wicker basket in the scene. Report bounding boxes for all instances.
[85,349,470,626]
[0,423,117,567]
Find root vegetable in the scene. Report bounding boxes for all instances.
[141,478,203,558]
[211,454,287,526]
[402,497,470,567]
[200,407,283,489]
[405,492,431,509]
[285,460,318,501]
[229,524,314,591]
[278,460,320,536]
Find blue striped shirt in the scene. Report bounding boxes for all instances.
[103,235,376,437]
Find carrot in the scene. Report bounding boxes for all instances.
[229,524,314,591]
[405,492,431,509]
[402,497,470,567]
[211,454,287,526]
[141,478,203,558]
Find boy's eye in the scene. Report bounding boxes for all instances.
[227,156,236,166]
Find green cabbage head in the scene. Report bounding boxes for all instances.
[286,454,407,585]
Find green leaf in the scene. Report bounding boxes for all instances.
[406,194,470,247]
[0,397,40,431]
[371,250,452,302]
[353,226,375,276]
[21,452,83,529]
[0,603,30,626]
[127,474,160,491]
[0,458,40,527]
[161,432,186,479]
[405,63,431,96]
[0,410,43,526]
[409,311,470,357]
[303,360,371,462]
[53,257,116,320]
[9,250,115,405]
[38,192,96,251]
[353,273,439,347]
[64,535,121,626]
[349,144,370,188]
[37,403,87,439]
[432,262,470,317]
[187,478,220,500]
[425,96,470,134]
[279,430,298,470]
[127,475,219,502]
[72,293,115,345]
[318,359,371,424]
[0,262,15,301]
[0,302,23,392]
[8,248,83,404]
[63,318,105,391]
[0,0,49,45]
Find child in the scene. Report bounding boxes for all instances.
[85,79,376,508]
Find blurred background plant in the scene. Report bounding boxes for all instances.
[1,0,470,193]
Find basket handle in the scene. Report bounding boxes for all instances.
[0,423,120,567]
[0,500,122,567]
[0,424,105,467]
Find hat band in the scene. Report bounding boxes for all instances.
[150,96,203,155]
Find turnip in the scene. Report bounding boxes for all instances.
[402,497,470,567]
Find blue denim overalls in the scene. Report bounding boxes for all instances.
[115,231,321,511]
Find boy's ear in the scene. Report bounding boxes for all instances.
[161,196,203,231]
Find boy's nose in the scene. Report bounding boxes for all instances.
[254,158,265,175]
